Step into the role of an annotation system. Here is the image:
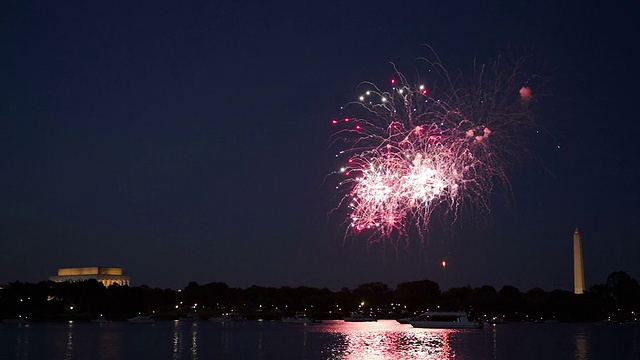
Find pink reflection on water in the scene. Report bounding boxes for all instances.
[310,320,454,359]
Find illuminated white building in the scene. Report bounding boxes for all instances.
[49,267,131,287]
[573,229,585,294]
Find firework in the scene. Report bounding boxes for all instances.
[331,49,541,246]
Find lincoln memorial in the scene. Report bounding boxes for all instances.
[49,267,131,287]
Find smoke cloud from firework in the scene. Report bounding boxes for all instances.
[330,51,542,246]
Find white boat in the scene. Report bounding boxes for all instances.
[127,314,156,324]
[344,312,377,322]
[179,313,200,322]
[282,312,316,323]
[411,311,482,329]
[209,312,247,322]
[91,314,110,324]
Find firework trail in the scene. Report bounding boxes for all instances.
[330,49,542,247]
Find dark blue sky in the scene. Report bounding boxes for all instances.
[2,1,638,291]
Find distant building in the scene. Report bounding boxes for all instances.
[49,267,131,287]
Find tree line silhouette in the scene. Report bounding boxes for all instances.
[1,271,638,323]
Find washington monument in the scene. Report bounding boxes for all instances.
[573,228,585,294]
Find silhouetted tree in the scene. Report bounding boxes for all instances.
[353,282,391,310]
[394,279,440,311]
[497,285,523,317]
[3,272,640,322]
[474,285,498,314]
[442,286,475,311]
[606,271,640,314]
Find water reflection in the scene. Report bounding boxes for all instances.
[632,328,640,358]
[256,324,264,360]
[316,320,455,359]
[97,323,123,359]
[5,319,638,359]
[11,323,30,359]
[172,321,182,358]
[65,321,74,360]
[573,327,589,360]
[301,325,309,359]
[172,320,200,360]
[491,325,498,359]
[191,322,199,360]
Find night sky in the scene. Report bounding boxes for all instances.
[2,1,639,292]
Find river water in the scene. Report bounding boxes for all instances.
[2,319,639,359]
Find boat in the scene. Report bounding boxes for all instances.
[209,312,247,322]
[396,317,415,324]
[594,316,623,325]
[486,315,506,324]
[411,311,482,329]
[91,314,110,324]
[127,314,156,324]
[344,312,377,322]
[179,313,200,322]
[282,312,317,323]
[1,315,28,324]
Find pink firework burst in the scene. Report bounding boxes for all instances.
[331,51,542,246]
